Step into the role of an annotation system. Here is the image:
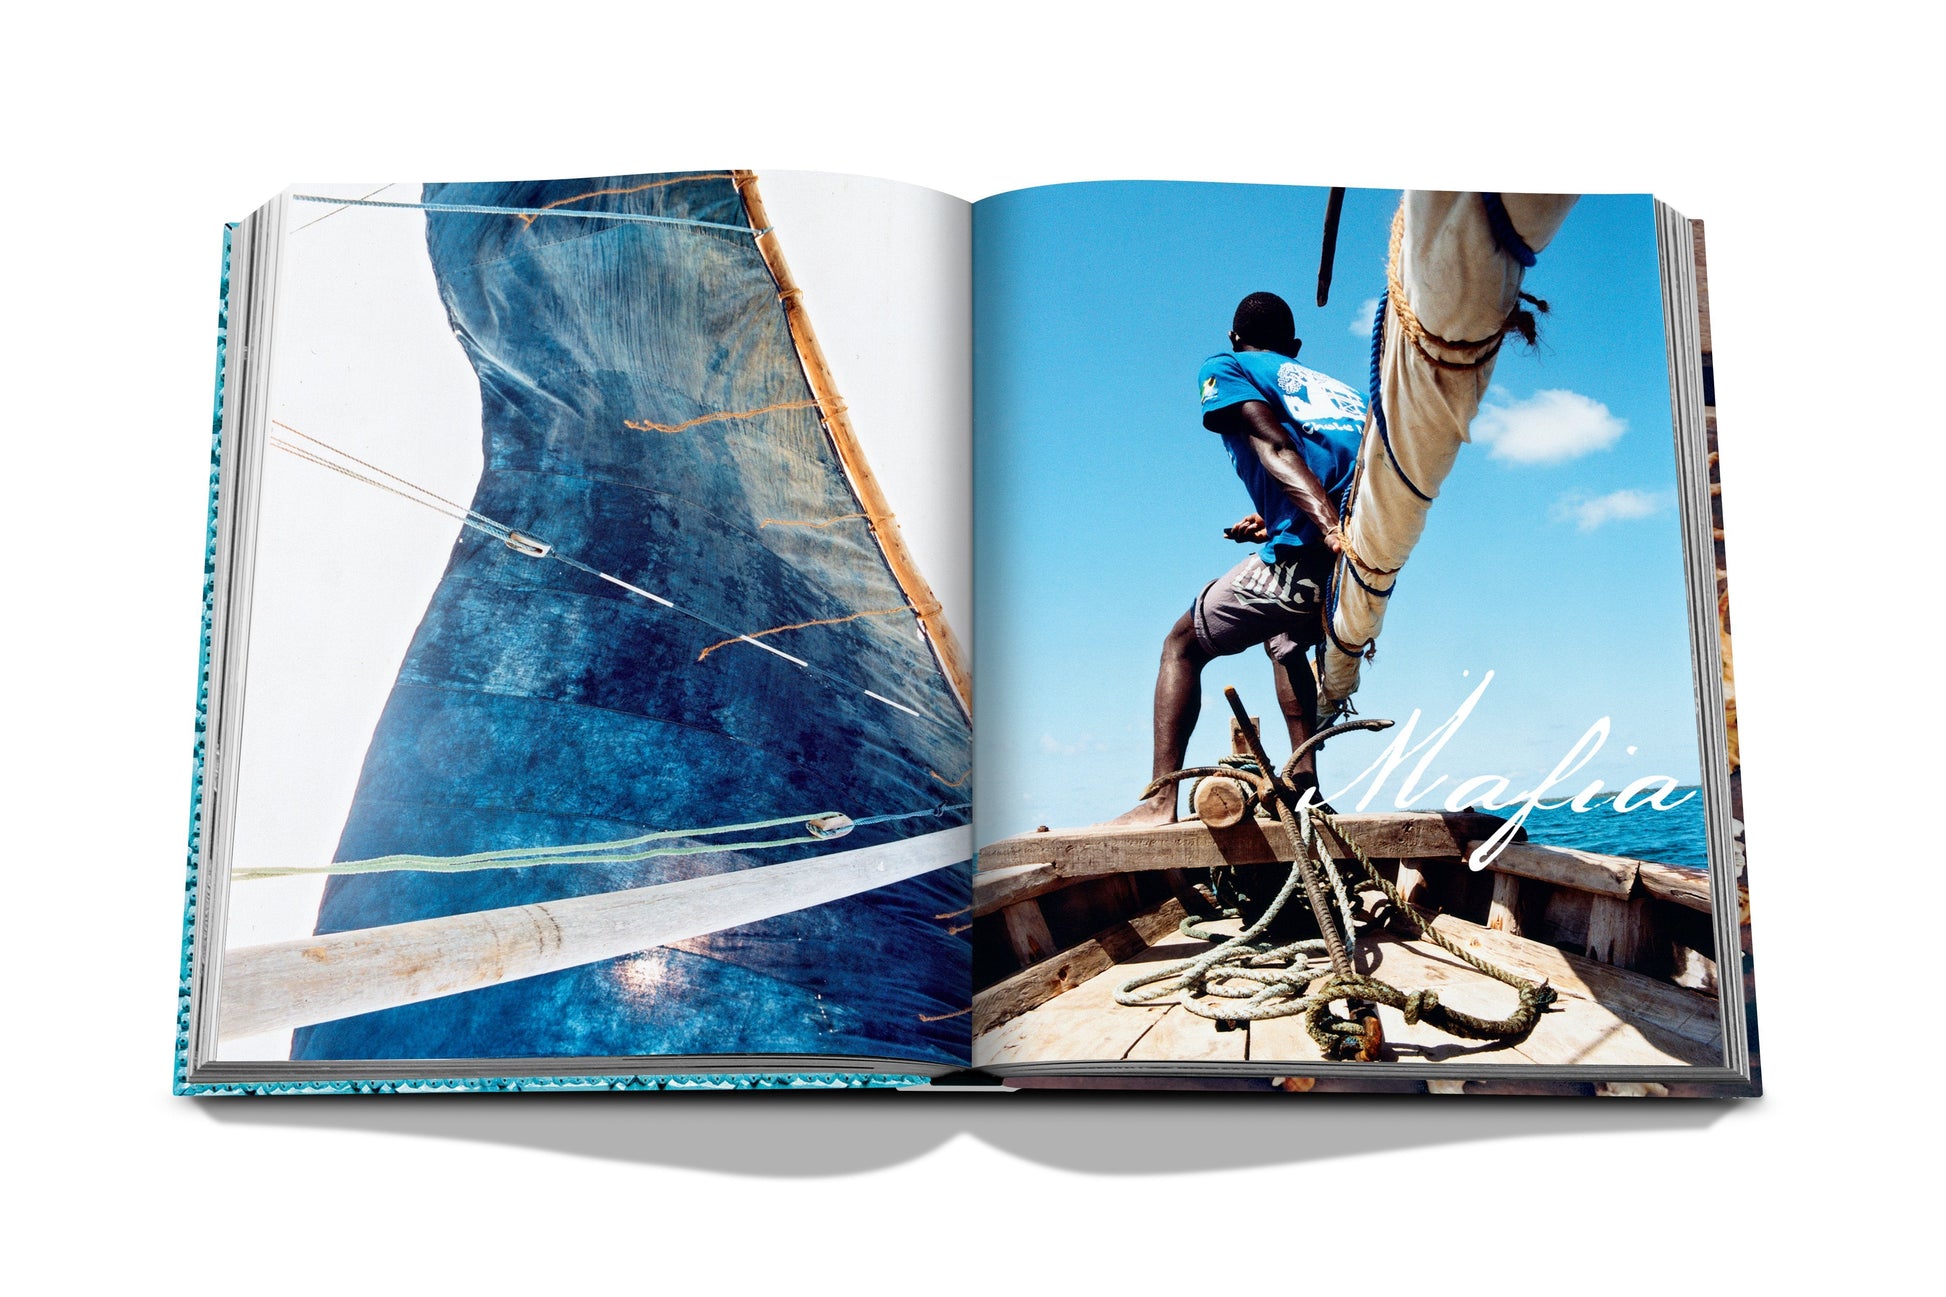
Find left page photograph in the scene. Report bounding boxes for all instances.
[181,171,975,1091]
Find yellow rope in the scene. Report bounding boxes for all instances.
[624,398,821,435]
[696,605,919,662]
[1385,207,1516,372]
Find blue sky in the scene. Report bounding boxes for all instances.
[972,182,1699,846]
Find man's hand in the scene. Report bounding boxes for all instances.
[1322,525,1346,556]
[1223,513,1268,543]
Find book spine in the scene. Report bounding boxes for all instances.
[174,226,233,1096]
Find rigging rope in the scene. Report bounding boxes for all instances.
[289,193,764,236]
[267,422,956,734]
[236,802,971,881]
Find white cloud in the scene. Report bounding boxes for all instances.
[1038,731,1109,758]
[1472,389,1626,464]
[1350,297,1381,337]
[1551,489,1670,532]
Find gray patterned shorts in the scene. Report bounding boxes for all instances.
[1191,548,1329,664]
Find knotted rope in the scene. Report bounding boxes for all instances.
[1115,702,1555,1060]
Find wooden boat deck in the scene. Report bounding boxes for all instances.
[974,904,1722,1070]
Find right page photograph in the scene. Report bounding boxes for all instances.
[971,182,1750,1091]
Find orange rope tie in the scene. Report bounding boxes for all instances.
[928,767,973,789]
[517,172,734,225]
[918,1006,972,1021]
[695,605,917,662]
[623,398,820,435]
[1385,206,1517,371]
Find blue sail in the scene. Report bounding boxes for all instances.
[291,173,972,1066]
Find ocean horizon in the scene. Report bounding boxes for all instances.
[1484,787,1709,870]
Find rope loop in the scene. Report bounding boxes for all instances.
[1481,192,1538,267]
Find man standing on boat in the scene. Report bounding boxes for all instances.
[1111,291,1365,826]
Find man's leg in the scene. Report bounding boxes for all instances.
[1270,646,1321,797]
[1107,608,1210,826]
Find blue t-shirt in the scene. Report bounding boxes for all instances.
[1197,350,1366,561]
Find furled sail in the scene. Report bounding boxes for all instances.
[286,172,973,1066]
[1318,191,1579,716]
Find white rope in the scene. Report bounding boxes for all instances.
[268,421,952,731]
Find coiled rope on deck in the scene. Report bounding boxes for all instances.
[1114,800,1555,1058]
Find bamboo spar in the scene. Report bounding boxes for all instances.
[218,826,970,1043]
[734,171,972,720]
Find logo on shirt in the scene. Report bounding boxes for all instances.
[1274,360,1366,428]
[1200,376,1219,404]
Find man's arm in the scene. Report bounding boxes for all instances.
[1208,401,1345,552]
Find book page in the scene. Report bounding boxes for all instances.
[970,182,1729,1080]
[207,171,973,1075]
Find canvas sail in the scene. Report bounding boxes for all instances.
[1318,191,1578,715]
[288,172,973,1066]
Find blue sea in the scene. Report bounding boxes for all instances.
[1514,789,1709,870]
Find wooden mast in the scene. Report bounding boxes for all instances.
[733,170,972,720]
[219,826,970,1042]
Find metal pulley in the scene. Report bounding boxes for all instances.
[503,530,553,558]
[806,814,855,840]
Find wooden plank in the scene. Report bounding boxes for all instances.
[1001,900,1057,967]
[220,825,969,1042]
[1638,861,1713,912]
[1587,896,1656,969]
[1420,914,1722,1051]
[970,897,1190,1035]
[1246,1008,1327,1065]
[971,862,1060,917]
[1126,1003,1250,1063]
[1467,840,1639,899]
[1535,887,1593,952]
[1394,860,1431,909]
[973,1001,1166,1069]
[978,811,1511,876]
[1487,872,1523,935]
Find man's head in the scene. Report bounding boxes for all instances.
[1229,291,1300,357]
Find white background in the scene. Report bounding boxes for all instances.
[4,3,1937,1292]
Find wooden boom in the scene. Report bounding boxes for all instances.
[734,170,972,721]
[218,826,970,1043]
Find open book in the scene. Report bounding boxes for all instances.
[177,170,1758,1096]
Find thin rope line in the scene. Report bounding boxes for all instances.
[293,183,396,233]
[624,399,821,435]
[696,606,915,662]
[515,173,735,226]
[290,193,761,235]
[273,421,498,529]
[851,802,969,827]
[270,439,506,539]
[268,420,954,733]
[235,804,965,880]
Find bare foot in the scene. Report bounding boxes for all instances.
[1103,795,1178,828]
